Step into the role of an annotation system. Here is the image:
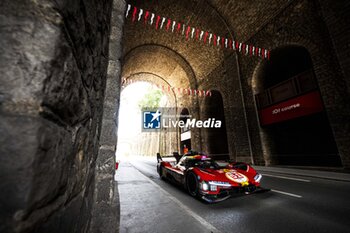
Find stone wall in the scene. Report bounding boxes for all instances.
[318,0,350,94]
[0,0,120,232]
[197,0,350,167]
[316,0,350,166]
[230,0,350,167]
[90,0,126,232]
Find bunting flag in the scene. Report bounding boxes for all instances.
[125,4,270,60]
[121,79,212,97]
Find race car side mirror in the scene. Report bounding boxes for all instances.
[157,153,162,162]
[173,152,181,163]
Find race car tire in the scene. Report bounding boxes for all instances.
[186,172,199,197]
[158,166,165,179]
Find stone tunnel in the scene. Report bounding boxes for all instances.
[1,0,350,232]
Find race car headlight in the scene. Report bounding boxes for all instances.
[208,181,231,187]
[200,181,209,191]
[254,173,262,183]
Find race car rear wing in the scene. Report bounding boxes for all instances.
[157,152,181,163]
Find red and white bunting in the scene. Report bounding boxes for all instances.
[121,79,212,97]
[125,4,270,60]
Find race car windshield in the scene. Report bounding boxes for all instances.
[215,161,230,167]
[194,160,229,169]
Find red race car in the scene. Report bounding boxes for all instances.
[157,152,263,202]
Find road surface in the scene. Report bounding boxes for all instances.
[118,156,350,233]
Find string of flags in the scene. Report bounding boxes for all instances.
[125,4,270,59]
[122,79,212,97]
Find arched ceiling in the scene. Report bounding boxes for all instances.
[122,0,235,84]
[122,73,178,106]
[207,0,291,41]
[122,45,195,88]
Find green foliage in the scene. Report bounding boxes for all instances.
[138,89,164,110]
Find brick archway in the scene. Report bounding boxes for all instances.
[252,45,342,166]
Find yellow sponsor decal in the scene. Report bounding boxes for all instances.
[225,171,249,184]
[241,181,249,186]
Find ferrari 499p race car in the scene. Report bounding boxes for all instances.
[157,152,262,202]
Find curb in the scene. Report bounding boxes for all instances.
[255,166,350,182]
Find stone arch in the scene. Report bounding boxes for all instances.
[122,44,197,89]
[119,73,179,155]
[122,0,238,83]
[197,82,238,161]
[122,44,205,152]
[251,40,320,94]
[122,72,178,107]
[252,44,342,166]
[201,90,229,159]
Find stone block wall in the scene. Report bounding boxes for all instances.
[0,0,121,232]
[232,0,350,167]
[198,0,350,167]
[318,0,350,94]
[317,0,350,166]
[208,0,291,41]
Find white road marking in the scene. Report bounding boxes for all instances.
[272,189,302,198]
[261,173,311,182]
[131,162,223,233]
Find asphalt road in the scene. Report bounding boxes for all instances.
[125,156,350,233]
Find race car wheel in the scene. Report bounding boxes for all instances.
[186,172,199,197]
[158,166,164,179]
